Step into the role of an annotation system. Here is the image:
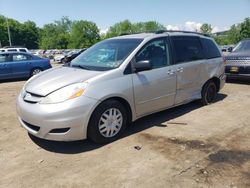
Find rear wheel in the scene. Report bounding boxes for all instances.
[87,100,127,144]
[31,68,42,76]
[201,81,217,105]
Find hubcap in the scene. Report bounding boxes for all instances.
[98,108,123,138]
[32,69,41,75]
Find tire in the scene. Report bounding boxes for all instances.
[87,100,128,144]
[31,68,42,76]
[201,81,217,105]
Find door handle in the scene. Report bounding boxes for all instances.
[177,67,183,72]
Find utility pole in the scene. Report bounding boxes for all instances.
[6,17,12,46]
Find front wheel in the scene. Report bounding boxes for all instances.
[201,81,217,105]
[87,100,128,144]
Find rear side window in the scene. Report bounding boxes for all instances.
[7,49,17,52]
[171,36,204,63]
[12,54,31,61]
[201,38,221,59]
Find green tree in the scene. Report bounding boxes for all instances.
[104,20,166,39]
[134,21,165,32]
[39,17,72,49]
[0,15,39,48]
[240,17,250,39]
[68,20,100,48]
[227,24,241,44]
[105,20,134,38]
[20,21,39,49]
[200,23,212,35]
[0,15,8,47]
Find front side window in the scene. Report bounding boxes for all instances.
[135,38,170,68]
[0,54,10,63]
[172,36,204,63]
[71,39,142,71]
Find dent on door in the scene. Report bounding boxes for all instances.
[174,60,204,104]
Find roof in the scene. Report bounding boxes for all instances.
[0,51,32,55]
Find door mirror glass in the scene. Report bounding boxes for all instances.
[134,60,152,72]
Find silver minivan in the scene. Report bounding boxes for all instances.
[16,31,226,143]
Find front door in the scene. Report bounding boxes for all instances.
[0,54,12,80]
[132,38,177,117]
[10,53,32,78]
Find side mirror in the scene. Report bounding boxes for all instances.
[134,60,152,72]
[228,47,233,52]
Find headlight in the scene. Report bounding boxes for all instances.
[40,82,88,104]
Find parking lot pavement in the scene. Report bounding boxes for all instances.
[0,80,249,188]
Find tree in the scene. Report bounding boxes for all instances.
[0,15,39,48]
[68,20,100,48]
[105,20,134,39]
[240,17,250,39]
[104,20,166,39]
[0,15,8,47]
[134,21,165,32]
[200,23,212,35]
[39,17,72,49]
[227,24,241,44]
[20,21,39,49]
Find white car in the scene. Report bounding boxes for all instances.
[0,47,29,53]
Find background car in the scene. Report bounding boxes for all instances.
[0,46,29,53]
[61,49,86,63]
[225,38,250,79]
[0,52,52,80]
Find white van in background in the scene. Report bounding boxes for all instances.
[0,47,29,53]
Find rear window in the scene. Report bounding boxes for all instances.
[19,49,27,52]
[201,38,221,59]
[171,36,204,63]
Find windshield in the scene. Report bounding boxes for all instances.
[233,40,250,52]
[71,39,142,71]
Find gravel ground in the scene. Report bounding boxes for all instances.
[0,74,249,188]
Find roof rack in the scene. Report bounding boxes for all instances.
[155,30,210,37]
[119,30,211,37]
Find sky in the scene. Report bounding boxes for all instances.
[0,0,250,33]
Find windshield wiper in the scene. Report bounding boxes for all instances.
[71,64,92,70]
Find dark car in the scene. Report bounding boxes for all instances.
[225,38,250,79]
[0,52,52,80]
[62,49,86,63]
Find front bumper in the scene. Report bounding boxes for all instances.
[225,66,250,79]
[16,93,98,141]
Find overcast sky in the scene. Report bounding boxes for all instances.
[0,0,250,33]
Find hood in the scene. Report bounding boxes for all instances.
[25,67,102,96]
[226,50,250,59]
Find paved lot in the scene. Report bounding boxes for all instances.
[0,76,250,188]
